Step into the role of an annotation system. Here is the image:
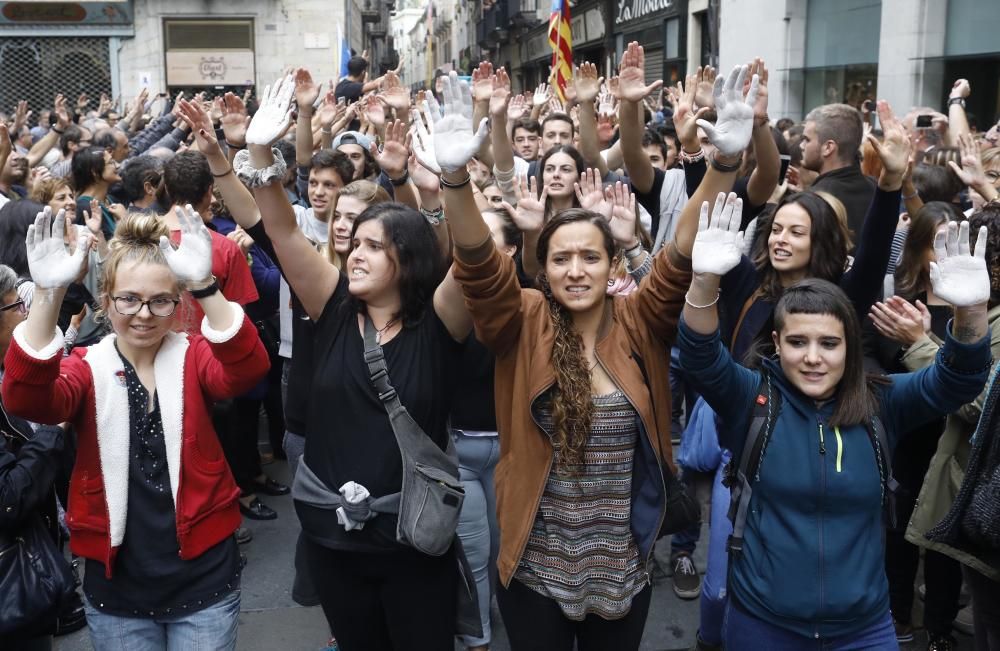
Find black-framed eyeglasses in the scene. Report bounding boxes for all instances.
[0,299,26,315]
[111,295,180,317]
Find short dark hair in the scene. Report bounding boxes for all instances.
[162,151,213,206]
[511,118,541,137]
[483,207,523,252]
[71,146,109,192]
[969,202,1000,309]
[311,150,355,185]
[911,163,964,203]
[347,56,368,77]
[775,118,795,133]
[641,129,667,160]
[348,202,444,326]
[542,112,575,137]
[773,278,880,428]
[274,139,296,169]
[59,125,83,155]
[92,128,119,151]
[120,155,164,205]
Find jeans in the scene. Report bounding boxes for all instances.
[83,589,240,651]
[964,566,1000,651]
[670,346,703,558]
[454,432,500,647]
[723,600,898,651]
[698,451,733,646]
[497,578,652,651]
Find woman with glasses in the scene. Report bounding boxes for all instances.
[2,208,269,650]
[72,146,125,240]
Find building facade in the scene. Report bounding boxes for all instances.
[0,0,399,109]
[720,0,1000,123]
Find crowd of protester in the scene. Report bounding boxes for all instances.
[0,43,999,651]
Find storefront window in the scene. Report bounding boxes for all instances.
[665,17,679,60]
[802,64,877,113]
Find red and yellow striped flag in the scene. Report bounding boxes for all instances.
[548,0,572,102]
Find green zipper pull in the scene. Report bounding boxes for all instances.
[819,422,826,454]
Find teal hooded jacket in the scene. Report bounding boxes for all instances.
[677,317,990,639]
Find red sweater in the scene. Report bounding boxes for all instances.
[2,304,269,577]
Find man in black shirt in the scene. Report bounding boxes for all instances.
[800,103,875,249]
[334,56,383,131]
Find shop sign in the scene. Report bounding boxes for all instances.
[166,51,255,87]
[615,0,674,26]
[0,1,132,25]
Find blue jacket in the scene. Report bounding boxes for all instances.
[677,317,990,639]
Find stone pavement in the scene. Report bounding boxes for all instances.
[54,458,977,651]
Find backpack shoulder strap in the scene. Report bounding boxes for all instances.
[726,369,780,556]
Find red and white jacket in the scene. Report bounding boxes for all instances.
[1,302,269,577]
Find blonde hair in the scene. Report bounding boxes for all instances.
[325,180,391,267]
[96,213,177,321]
[813,190,853,250]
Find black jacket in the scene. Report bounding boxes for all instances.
[811,164,877,252]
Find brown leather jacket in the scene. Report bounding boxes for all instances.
[453,238,692,585]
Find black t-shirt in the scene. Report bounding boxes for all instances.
[450,335,496,432]
[334,79,364,131]
[295,276,462,552]
[85,351,239,617]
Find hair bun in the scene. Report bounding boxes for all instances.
[108,212,170,251]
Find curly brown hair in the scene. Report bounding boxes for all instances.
[535,208,617,470]
[969,201,1000,309]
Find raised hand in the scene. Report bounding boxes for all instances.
[507,93,528,122]
[672,72,710,147]
[574,168,610,218]
[506,175,548,233]
[413,73,489,174]
[605,182,638,248]
[26,208,91,290]
[598,85,617,118]
[363,94,387,130]
[745,58,769,121]
[176,98,219,151]
[221,92,250,147]
[472,62,495,104]
[317,91,343,129]
[489,68,512,118]
[12,100,30,134]
[948,133,990,191]
[696,65,757,157]
[380,70,410,113]
[246,74,295,146]
[574,62,603,104]
[867,100,910,188]
[691,193,745,276]
[370,119,409,178]
[930,221,990,307]
[694,66,717,109]
[533,83,551,108]
[158,205,214,285]
[410,92,442,173]
[618,41,664,103]
[869,296,931,346]
[408,152,440,194]
[949,78,971,100]
[294,68,321,112]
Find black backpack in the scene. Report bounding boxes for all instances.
[723,369,899,559]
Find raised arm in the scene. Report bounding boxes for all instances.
[574,62,609,176]
[239,75,338,321]
[949,133,999,204]
[177,99,261,230]
[294,68,321,167]
[947,78,971,143]
[617,44,664,194]
[370,119,419,210]
[743,59,779,206]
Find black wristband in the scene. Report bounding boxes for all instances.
[948,97,966,108]
[709,152,741,173]
[388,169,409,186]
[225,141,246,150]
[52,127,65,135]
[439,173,471,190]
[189,277,219,299]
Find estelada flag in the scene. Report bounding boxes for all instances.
[548,0,572,102]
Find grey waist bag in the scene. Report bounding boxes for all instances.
[293,316,464,556]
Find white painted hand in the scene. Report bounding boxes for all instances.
[25,208,91,290]
[410,91,442,174]
[696,65,757,157]
[417,73,490,174]
[691,193,745,276]
[930,221,990,307]
[246,74,295,146]
[158,205,214,285]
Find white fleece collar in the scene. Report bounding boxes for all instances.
[84,332,189,547]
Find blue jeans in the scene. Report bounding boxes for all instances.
[83,589,240,651]
[454,431,500,648]
[723,600,898,651]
